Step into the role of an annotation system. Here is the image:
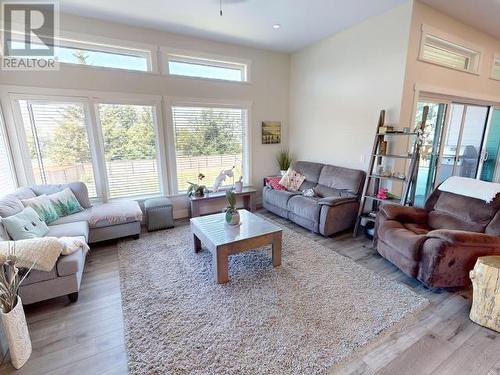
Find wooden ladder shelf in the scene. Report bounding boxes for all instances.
[353,106,429,237]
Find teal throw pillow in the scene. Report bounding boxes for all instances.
[1,207,49,240]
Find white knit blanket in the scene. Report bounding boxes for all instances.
[439,176,500,203]
[0,237,89,272]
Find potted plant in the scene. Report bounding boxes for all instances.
[0,243,33,369]
[187,173,207,198]
[224,190,240,225]
[276,150,292,176]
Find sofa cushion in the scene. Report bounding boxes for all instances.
[429,191,499,232]
[89,200,143,228]
[291,161,323,184]
[287,195,321,222]
[0,195,25,218]
[23,266,58,285]
[377,219,428,261]
[317,165,365,195]
[47,221,89,242]
[31,182,92,209]
[57,244,86,277]
[50,209,92,225]
[263,187,298,210]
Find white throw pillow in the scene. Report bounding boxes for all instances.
[279,169,306,191]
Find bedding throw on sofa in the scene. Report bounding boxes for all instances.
[0,237,89,272]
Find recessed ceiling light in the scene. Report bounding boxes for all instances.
[273,24,281,30]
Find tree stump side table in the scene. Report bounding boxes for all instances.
[469,256,500,333]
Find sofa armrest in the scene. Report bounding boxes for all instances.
[426,229,500,247]
[318,196,357,207]
[378,204,428,224]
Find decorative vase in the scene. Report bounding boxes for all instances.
[280,170,287,176]
[234,181,243,193]
[225,209,240,225]
[1,296,32,369]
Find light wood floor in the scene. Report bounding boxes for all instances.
[1,210,499,374]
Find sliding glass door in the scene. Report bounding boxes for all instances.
[479,108,500,182]
[435,104,489,185]
[413,98,493,205]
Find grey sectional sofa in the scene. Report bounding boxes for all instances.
[263,161,365,236]
[0,182,143,304]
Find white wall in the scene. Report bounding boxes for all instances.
[0,13,290,216]
[288,2,413,171]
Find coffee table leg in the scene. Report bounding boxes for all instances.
[272,232,282,267]
[215,246,229,284]
[193,233,202,253]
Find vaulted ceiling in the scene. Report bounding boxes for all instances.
[59,0,407,52]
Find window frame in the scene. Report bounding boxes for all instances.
[9,89,166,202]
[418,25,483,75]
[165,96,253,195]
[161,47,251,83]
[0,104,18,193]
[491,54,500,81]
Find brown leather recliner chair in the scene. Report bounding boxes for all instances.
[375,188,500,288]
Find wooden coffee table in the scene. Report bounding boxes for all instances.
[190,209,282,283]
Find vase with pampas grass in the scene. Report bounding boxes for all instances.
[0,242,33,369]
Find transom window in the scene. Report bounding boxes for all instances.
[171,105,248,192]
[419,26,481,74]
[492,56,500,81]
[8,34,152,72]
[166,53,248,82]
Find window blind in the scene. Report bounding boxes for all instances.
[0,114,16,196]
[18,100,98,197]
[98,103,160,198]
[172,106,247,192]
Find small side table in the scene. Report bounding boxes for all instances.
[144,197,174,231]
[189,187,256,217]
[470,256,500,333]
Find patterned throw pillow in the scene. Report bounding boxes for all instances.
[279,169,306,191]
[48,188,84,218]
[21,194,59,224]
[265,176,287,191]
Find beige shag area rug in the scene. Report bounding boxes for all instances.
[117,219,428,375]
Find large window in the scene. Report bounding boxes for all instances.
[166,52,248,82]
[0,110,16,195]
[98,104,161,198]
[419,26,481,74]
[172,106,248,192]
[18,100,97,197]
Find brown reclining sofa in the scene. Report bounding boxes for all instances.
[375,187,500,288]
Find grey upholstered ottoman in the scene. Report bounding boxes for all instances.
[144,197,174,231]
